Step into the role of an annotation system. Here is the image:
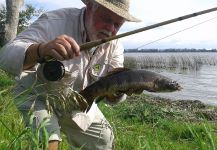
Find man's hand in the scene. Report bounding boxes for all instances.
[104,93,125,104]
[104,89,144,104]
[39,34,80,60]
[106,92,124,99]
[124,89,144,96]
[24,34,81,69]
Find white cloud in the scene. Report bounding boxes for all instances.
[1,0,217,49]
[0,0,5,5]
[120,0,217,49]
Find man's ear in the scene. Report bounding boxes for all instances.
[82,0,89,5]
[86,1,93,12]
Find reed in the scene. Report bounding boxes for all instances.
[1,69,217,149]
[100,95,217,150]
[0,72,50,149]
[124,52,217,71]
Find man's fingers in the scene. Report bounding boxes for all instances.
[125,88,144,96]
[64,35,80,57]
[40,35,80,61]
[54,43,70,59]
[134,89,144,94]
[49,49,64,60]
[55,38,74,59]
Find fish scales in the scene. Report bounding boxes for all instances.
[79,69,181,106]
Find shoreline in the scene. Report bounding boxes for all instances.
[127,94,217,122]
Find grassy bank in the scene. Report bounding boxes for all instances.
[0,70,217,149]
[100,95,217,150]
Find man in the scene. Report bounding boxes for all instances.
[0,0,140,149]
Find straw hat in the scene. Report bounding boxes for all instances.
[81,0,141,22]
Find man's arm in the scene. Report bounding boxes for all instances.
[0,9,82,76]
[23,43,41,70]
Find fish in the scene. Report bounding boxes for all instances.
[79,68,182,107]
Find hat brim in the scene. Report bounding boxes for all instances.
[81,0,141,22]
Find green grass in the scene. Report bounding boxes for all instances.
[0,69,217,149]
[99,96,217,150]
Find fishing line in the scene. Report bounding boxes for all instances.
[39,7,217,81]
[136,16,217,49]
[80,7,217,50]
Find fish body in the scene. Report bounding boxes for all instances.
[79,69,182,105]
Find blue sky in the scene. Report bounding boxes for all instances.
[1,0,217,49]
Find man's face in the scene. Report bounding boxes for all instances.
[86,4,125,41]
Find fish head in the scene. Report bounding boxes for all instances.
[153,77,182,92]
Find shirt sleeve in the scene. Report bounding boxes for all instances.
[0,14,50,76]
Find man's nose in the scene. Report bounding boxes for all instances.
[105,23,115,33]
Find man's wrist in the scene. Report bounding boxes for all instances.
[37,43,43,58]
[36,43,46,63]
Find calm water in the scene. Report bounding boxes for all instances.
[125,52,217,106]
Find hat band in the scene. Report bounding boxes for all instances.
[103,0,129,11]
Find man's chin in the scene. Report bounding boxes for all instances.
[88,36,97,41]
[89,34,109,41]
[97,34,109,39]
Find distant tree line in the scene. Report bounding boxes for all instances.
[125,48,217,53]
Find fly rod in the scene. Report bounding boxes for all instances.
[39,6,217,81]
[80,6,217,51]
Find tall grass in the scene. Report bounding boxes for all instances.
[124,52,217,71]
[0,70,56,149]
[1,68,217,149]
[100,95,217,150]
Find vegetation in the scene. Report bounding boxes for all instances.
[1,69,217,149]
[100,95,217,150]
[124,52,217,71]
[0,3,44,46]
[125,48,217,53]
[1,1,217,149]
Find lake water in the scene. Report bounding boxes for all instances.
[124,52,217,106]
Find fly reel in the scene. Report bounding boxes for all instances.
[37,58,65,81]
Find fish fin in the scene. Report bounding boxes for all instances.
[105,67,131,77]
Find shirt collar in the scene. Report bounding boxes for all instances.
[80,7,88,43]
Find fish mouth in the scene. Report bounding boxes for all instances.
[154,78,182,92]
[167,81,182,91]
